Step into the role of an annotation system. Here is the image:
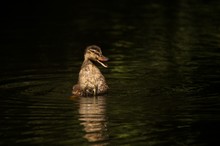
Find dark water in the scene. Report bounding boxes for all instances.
[1,0,220,145]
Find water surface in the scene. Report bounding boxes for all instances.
[1,0,220,145]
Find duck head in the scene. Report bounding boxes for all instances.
[84,45,108,68]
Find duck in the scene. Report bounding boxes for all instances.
[72,45,109,96]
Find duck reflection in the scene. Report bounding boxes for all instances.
[78,96,108,145]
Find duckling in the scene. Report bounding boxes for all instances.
[72,45,109,96]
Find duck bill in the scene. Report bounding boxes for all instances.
[97,56,109,68]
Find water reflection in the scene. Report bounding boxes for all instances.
[78,96,108,145]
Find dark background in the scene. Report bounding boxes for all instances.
[1,1,220,145]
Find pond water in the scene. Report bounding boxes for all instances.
[1,0,220,145]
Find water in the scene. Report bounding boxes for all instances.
[1,0,220,145]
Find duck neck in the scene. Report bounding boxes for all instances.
[82,58,94,68]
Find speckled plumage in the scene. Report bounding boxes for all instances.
[72,45,109,96]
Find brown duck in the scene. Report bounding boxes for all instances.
[72,45,109,96]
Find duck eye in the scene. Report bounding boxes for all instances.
[90,49,100,56]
